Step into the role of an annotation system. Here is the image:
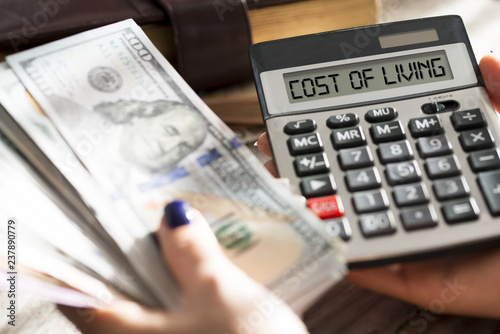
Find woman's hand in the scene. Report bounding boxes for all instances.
[60,201,309,334]
[256,53,500,319]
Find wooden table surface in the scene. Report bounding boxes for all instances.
[303,279,500,334]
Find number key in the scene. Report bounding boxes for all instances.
[385,160,422,185]
[417,135,453,158]
[378,140,413,164]
[345,167,382,191]
[425,155,461,179]
[393,183,430,207]
[338,146,374,170]
[352,189,390,213]
[359,211,397,238]
[433,176,470,201]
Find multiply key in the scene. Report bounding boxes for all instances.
[459,128,495,151]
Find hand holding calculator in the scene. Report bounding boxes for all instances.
[250,16,500,267]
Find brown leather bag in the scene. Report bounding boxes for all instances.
[0,0,296,90]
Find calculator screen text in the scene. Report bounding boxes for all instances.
[283,50,454,104]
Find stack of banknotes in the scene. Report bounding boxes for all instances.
[0,19,345,313]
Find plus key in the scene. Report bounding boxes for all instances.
[478,170,500,215]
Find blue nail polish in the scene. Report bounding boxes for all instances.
[164,200,192,228]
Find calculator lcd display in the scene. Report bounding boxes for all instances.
[283,50,454,104]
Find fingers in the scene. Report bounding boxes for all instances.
[59,300,169,334]
[263,160,279,177]
[158,201,232,298]
[479,53,500,111]
[345,265,411,300]
[256,132,272,158]
[345,259,452,310]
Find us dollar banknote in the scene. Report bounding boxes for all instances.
[6,19,345,312]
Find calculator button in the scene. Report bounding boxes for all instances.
[287,133,323,155]
[378,140,414,164]
[359,211,397,238]
[331,126,366,149]
[450,109,486,131]
[364,107,397,123]
[352,189,390,214]
[294,152,330,176]
[459,128,495,151]
[392,183,430,207]
[442,198,480,224]
[370,120,406,143]
[385,160,422,185]
[338,146,374,170]
[433,176,470,201]
[345,167,382,191]
[421,100,460,114]
[300,174,337,198]
[284,119,316,135]
[425,155,461,179]
[400,205,438,231]
[307,195,344,220]
[408,115,444,138]
[326,113,359,129]
[325,218,351,241]
[477,170,500,216]
[416,135,453,158]
[468,149,500,172]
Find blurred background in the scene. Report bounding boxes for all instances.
[379,0,500,59]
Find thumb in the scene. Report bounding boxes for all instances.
[480,53,500,111]
[157,200,232,298]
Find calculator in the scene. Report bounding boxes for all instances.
[250,16,500,267]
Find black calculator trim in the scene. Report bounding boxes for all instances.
[249,15,483,120]
[347,235,500,269]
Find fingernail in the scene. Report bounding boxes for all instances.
[253,141,259,148]
[164,200,192,228]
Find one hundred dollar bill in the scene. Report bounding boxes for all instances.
[6,19,345,312]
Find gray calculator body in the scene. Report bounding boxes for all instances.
[250,16,500,267]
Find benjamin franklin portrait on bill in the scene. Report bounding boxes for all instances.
[93,99,208,172]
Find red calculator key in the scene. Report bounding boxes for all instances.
[307,195,345,220]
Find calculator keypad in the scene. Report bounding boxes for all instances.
[277,95,500,250]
